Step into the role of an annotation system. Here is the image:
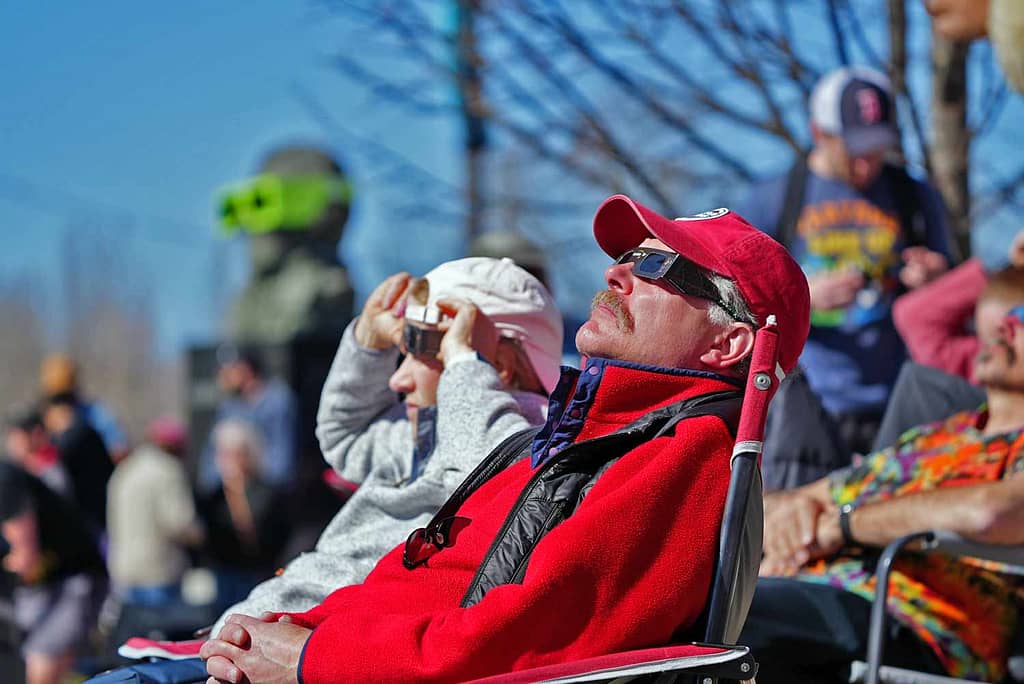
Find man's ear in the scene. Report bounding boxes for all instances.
[699,323,755,372]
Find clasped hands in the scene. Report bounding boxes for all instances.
[200,613,310,684]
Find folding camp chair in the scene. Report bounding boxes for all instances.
[850,531,1024,684]
[466,315,787,684]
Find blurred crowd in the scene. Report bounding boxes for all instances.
[1,1,1024,683]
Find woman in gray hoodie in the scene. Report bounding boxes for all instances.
[209,257,563,634]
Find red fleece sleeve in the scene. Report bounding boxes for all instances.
[296,416,732,683]
[893,258,986,383]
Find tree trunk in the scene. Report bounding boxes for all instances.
[887,0,908,166]
[456,0,487,243]
[930,31,971,259]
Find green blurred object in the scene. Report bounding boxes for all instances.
[217,173,352,234]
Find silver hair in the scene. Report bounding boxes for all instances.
[212,418,266,475]
[705,272,758,328]
[703,270,758,379]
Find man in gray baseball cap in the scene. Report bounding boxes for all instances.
[740,66,952,491]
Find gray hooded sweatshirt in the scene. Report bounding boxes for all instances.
[212,322,549,633]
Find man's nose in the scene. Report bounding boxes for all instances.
[604,261,635,293]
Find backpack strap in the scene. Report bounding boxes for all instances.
[777,155,811,251]
[402,426,539,567]
[883,163,927,248]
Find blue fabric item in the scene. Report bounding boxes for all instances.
[198,378,298,492]
[972,220,1022,273]
[80,401,128,453]
[409,406,437,482]
[740,167,950,415]
[529,359,741,467]
[84,658,207,684]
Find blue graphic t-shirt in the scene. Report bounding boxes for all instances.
[741,167,949,415]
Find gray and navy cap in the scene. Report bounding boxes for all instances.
[810,67,899,156]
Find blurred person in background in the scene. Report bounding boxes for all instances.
[925,0,1024,93]
[0,462,107,684]
[41,393,113,535]
[206,256,562,635]
[742,66,950,490]
[39,354,128,463]
[895,232,1024,383]
[198,419,289,612]
[197,349,297,496]
[106,416,204,610]
[4,410,68,495]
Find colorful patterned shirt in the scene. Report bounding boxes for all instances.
[797,409,1024,680]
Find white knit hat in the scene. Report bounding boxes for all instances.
[407,257,563,393]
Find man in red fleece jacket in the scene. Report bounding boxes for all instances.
[201,196,811,684]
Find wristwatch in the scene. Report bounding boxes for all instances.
[838,503,857,546]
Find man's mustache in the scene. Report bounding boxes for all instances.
[591,290,634,333]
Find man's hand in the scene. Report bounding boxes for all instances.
[925,0,990,41]
[354,272,411,350]
[807,268,864,311]
[201,613,309,684]
[435,298,500,365]
[763,491,829,568]
[899,247,948,289]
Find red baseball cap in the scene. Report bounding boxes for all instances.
[593,194,810,373]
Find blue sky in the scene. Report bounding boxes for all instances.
[2,1,1022,358]
[0,1,475,354]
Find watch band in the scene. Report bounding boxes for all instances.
[839,503,857,546]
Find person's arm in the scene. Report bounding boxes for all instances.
[761,475,834,571]
[314,321,411,484]
[315,273,413,484]
[822,471,1024,548]
[1,507,43,582]
[273,419,734,682]
[424,297,549,488]
[426,352,541,488]
[893,257,987,381]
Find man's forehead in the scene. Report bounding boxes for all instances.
[638,236,673,252]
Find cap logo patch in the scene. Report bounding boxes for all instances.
[674,208,730,221]
[856,88,882,125]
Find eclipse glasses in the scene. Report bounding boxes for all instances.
[217,173,352,234]
[401,302,448,357]
[617,247,741,321]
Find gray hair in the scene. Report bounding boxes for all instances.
[704,271,758,379]
[706,272,758,328]
[212,418,266,475]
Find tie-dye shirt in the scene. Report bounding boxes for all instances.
[797,409,1024,680]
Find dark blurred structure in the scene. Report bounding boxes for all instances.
[218,145,355,344]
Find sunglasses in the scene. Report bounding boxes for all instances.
[217,173,352,234]
[616,247,741,320]
[401,322,445,357]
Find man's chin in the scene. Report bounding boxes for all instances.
[575,321,616,360]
